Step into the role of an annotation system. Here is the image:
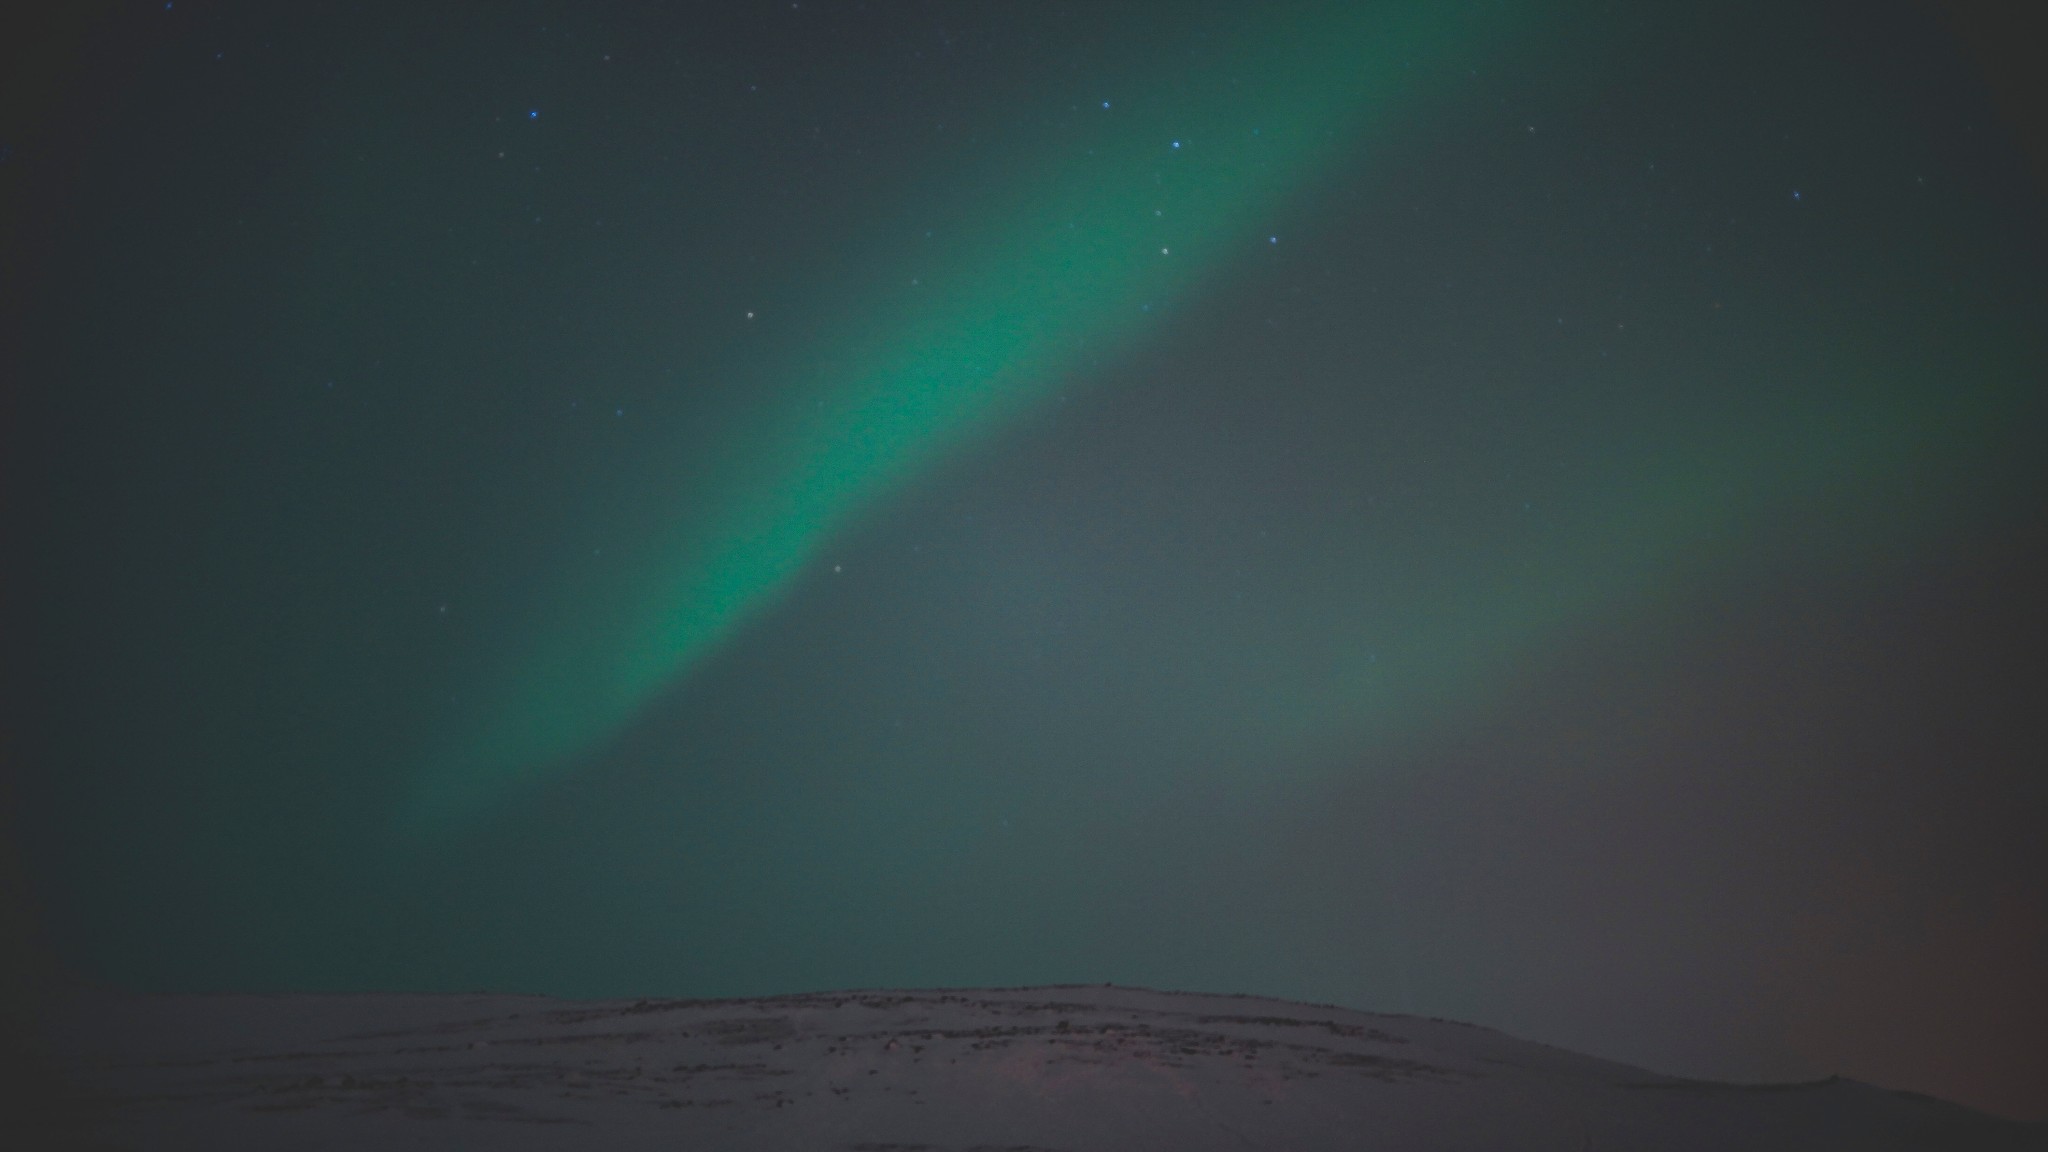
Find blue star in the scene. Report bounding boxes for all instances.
[528,108,540,119]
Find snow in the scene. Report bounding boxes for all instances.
[44,984,2046,1150]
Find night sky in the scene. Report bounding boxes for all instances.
[4,0,2045,1123]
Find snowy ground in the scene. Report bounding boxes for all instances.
[44,984,2045,1150]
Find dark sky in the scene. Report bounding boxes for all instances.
[4,0,2044,1123]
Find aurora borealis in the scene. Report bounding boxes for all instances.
[402,2,1527,826]
[6,0,2046,1126]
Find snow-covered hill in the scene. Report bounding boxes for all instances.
[46,984,2045,1150]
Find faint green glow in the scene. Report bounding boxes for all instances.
[1227,341,2033,777]
[401,4,1531,826]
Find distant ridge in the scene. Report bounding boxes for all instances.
[44,984,2047,1151]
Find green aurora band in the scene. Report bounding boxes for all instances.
[401,3,1522,826]
[400,1,2033,830]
